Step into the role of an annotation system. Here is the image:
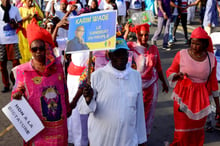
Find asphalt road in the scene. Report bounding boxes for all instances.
[1,15,220,146]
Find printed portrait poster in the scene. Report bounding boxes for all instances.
[2,96,44,142]
[66,10,117,54]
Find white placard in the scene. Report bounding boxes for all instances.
[2,96,44,142]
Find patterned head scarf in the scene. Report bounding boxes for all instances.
[190,27,213,53]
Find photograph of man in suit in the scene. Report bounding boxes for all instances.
[66,25,89,52]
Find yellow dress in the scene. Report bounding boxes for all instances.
[18,3,43,63]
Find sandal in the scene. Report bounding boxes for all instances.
[206,122,214,132]
[206,126,214,132]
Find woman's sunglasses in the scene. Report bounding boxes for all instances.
[31,46,45,52]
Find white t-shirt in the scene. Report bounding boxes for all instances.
[45,0,60,14]
[0,6,22,44]
[116,0,126,16]
[126,0,143,9]
[99,1,114,10]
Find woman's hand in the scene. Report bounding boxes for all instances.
[67,107,72,118]
[162,82,169,93]
[172,72,188,81]
[56,18,69,30]
[12,91,23,100]
[9,19,17,29]
[216,106,220,117]
[124,22,131,32]
[83,84,93,104]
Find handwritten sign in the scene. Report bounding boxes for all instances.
[66,10,117,53]
[2,97,44,142]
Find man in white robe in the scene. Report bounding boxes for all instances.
[78,38,147,146]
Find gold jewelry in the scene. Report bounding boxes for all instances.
[189,49,204,58]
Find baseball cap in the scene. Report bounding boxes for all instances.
[109,38,129,52]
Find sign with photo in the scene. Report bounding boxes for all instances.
[66,10,117,53]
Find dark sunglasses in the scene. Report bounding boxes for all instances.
[31,46,45,52]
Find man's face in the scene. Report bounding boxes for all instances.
[75,26,85,38]
[109,49,128,71]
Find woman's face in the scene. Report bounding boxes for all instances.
[31,40,46,63]
[46,24,54,34]
[90,1,97,9]
[190,38,206,53]
[137,30,149,46]
[26,0,33,7]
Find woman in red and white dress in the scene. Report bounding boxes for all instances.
[125,23,169,137]
[166,27,220,146]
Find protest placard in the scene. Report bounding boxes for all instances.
[2,97,44,142]
[66,10,117,54]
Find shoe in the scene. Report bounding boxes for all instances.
[206,121,214,132]
[151,40,157,45]
[168,41,174,47]
[162,46,171,51]
[206,126,214,132]
[1,87,10,93]
[173,38,177,42]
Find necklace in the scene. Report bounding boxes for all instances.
[189,49,204,58]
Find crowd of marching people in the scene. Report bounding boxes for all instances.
[1,0,220,145]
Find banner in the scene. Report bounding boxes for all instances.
[66,10,117,53]
[2,97,44,142]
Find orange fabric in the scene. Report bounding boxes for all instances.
[67,62,86,76]
[26,18,55,48]
[190,27,213,53]
[130,23,150,34]
[170,101,206,146]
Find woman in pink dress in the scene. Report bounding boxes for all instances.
[166,27,220,146]
[125,23,169,137]
[11,19,70,146]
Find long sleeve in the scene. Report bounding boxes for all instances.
[11,66,26,99]
[78,73,97,114]
[78,56,96,89]
[136,73,147,144]
[155,47,163,72]
[166,51,180,88]
[207,58,219,96]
